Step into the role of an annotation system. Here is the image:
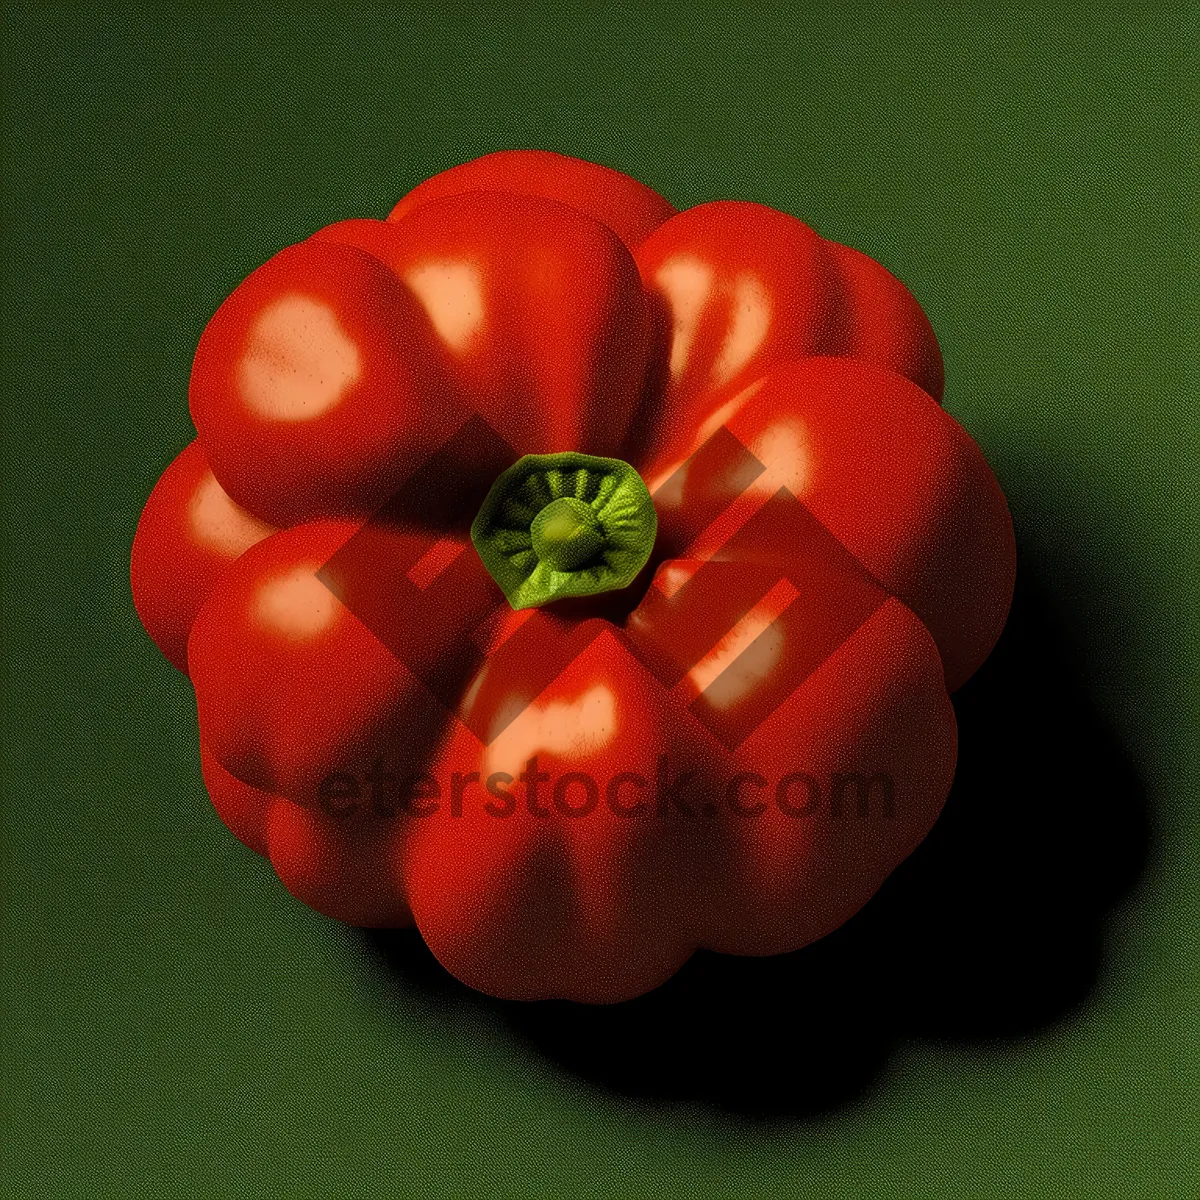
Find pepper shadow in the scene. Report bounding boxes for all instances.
[356,550,1149,1118]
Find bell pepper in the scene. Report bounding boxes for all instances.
[131,149,1015,1003]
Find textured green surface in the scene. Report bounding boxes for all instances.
[472,453,658,609]
[2,4,1196,1197]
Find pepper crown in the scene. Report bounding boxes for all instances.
[470,451,658,610]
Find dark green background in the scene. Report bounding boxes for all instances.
[2,4,1196,1196]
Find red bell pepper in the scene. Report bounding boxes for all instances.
[132,149,1014,1003]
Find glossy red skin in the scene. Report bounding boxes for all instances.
[387,148,677,248]
[189,240,464,527]
[134,151,1013,1003]
[200,740,413,927]
[199,739,271,856]
[312,191,651,461]
[633,201,944,467]
[406,601,954,1002]
[642,357,1015,692]
[187,520,451,804]
[131,440,275,672]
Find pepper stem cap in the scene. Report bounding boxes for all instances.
[470,452,657,611]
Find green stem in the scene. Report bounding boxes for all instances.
[470,452,658,611]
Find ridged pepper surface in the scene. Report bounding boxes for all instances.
[132,150,1014,1002]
